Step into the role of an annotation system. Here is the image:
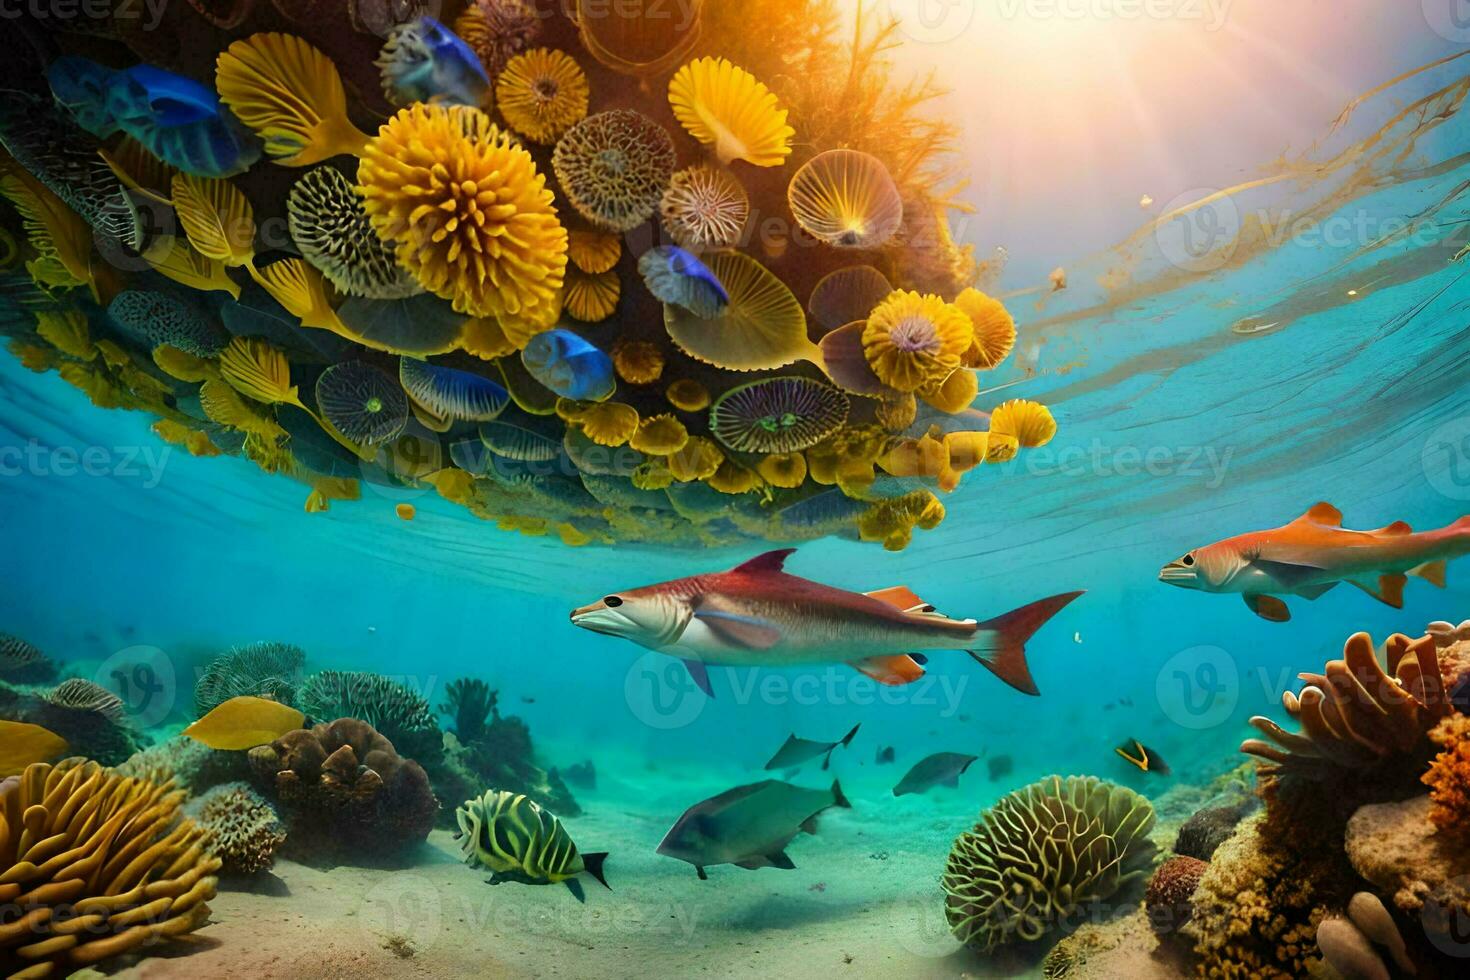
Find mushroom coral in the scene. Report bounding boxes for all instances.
[0,761,221,978]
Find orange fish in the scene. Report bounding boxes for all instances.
[396,503,416,521]
[1159,503,1470,622]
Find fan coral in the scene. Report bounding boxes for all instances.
[788,149,904,249]
[630,415,689,456]
[315,360,411,445]
[956,288,1018,369]
[44,679,124,723]
[190,782,287,875]
[991,399,1058,449]
[297,670,442,764]
[194,641,307,717]
[862,291,973,393]
[663,251,816,371]
[359,104,567,325]
[661,164,749,250]
[567,229,622,274]
[552,110,676,232]
[564,267,621,322]
[941,775,1157,953]
[1423,714,1470,832]
[455,0,543,78]
[1146,856,1207,933]
[0,633,57,684]
[0,761,221,977]
[288,166,422,300]
[108,290,229,356]
[497,48,589,144]
[249,717,439,852]
[710,377,850,454]
[668,57,794,167]
[439,678,497,744]
[808,265,893,332]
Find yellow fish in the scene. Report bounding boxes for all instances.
[0,720,69,775]
[183,695,305,751]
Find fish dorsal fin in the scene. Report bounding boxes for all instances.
[864,586,927,610]
[1295,502,1343,527]
[1373,520,1413,536]
[731,548,796,576]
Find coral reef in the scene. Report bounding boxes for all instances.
[0,761,220,977]
[439,678,497,744]
[297,671,442,764]
[1345,794,1470,925]
[941,775,1157,953]
[0,678,141,766]
[188,782,287,876]
[1423,714,1470,832]
[114,735,252,796]
[0,632,57,684]
[248,717,438,855]
[1145,856,1207,934]
[194,640,307,716]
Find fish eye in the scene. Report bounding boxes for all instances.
[604,595,623,607]
[1182,554,1195,566]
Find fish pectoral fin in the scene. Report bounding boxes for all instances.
[1293,582,1338,600]
[849,655,925,686]
[1243,594,1291,622]
[1249,558,1327,588]
[696,866,708,880]
[1295,502,1344,526]
[799,814,821,835]
[683,659,715,698]
[692,609,783,650]
[564,878,587,903]
[1349,573,1407,608]
[1410,559,1447,588]
[766,850,796,870]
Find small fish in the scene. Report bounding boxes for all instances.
[377,17,491,108]
[893,752,978,796]
[455,789,610,902]
[639,246,729,318]
[182,695,305,751]
[1160,503,1470,622]
[396,502,416,521]
[875,746,895,765]
[0,720,68,776]
[571,548,1083,698]
[658,779,850,879]
[986,754,1013,781]
[1116,738,1171,776]
[520,328,616,402]
[764,723,860,772]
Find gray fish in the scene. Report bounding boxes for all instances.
[876,746,895,765]
[893,752,978,796]
[763,723,860,772]
[657,779,851,879]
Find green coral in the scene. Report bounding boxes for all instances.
[941,775,1157,953]
[297,670,442,763]
[194,641,306,716]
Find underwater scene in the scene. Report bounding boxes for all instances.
[3,0,1470,977]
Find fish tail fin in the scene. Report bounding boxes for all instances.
[831,779,852,809]
[839,723,860,749]
[581,852,611,891]
[968,591,1085,697]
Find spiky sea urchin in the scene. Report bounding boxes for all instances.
[297,670,442,762]
[709,377,850,454]
[553,109,675,232]
[358,104,567,324]
[288,167,422,300]
[497,48,589,145]
[942,775,1157,953]
[660,164,748,250]
[194,641,307,717]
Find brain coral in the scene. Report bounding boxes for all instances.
[297,670,442,764]
[0,761,221,977]
[189,782,287,876]
[941,775,1157,952]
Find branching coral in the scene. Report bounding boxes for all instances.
[189,782,287,876]
[1424,714,1470,832]
[194,641,306,717]
[941,775,1157,953]
[439,678,497,744]
[0,761,221,977]
[297,671,442,764]
[249,718,438,852]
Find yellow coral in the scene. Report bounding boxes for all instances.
[666,378,711,412]
[991,399,1056,448]
[612,340,665,385]
[955,288,1017,369]
[358,104,567,324]
[862,291,973,393]
[153,345,213,382]
[921,368,978,414]
[564,267,620,322]
[496,48,589,144]
[667,436,724,482]
[630,414,689,455]
[668,57,794,167]
[757,452,807,489]
[568,229,622,274]
[579,401,640,447]
[859,490,945,551]
[707,459,761,494]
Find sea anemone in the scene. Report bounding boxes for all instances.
[990,399,1056,448]
[552,109,676,232]
[108,290,229,356]
[574,0,701,76]
[660,164,749,250]
[629,414,689,455]
[497,48,589,144]
[639,245,729,318]
[521,329,616,402]
[400,357,510,421]
[942,776,1157,952]
[194,641,306,716]
[315,360,410,445]
[568,229,622,274]
[288,166,422,300]
[666,378,710,412]
[454,0,542,78]
[215,32,370,166]
[612,340,665,385]
[668,57,794,168]
[664,251,815,371]
[710,377,850,454]
[757,452,807,488]
[956,288,1017,369]
[808,265,893,332]
[358,103,567,325]
[667,436,724,482]
[564,267,621,322]
[578,401,641,447]
[862,291,973,393]
[788,149,903,249]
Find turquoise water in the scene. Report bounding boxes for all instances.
[3,4,1470,977]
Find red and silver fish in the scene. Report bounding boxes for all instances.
[1159,502,1470,621]
[570,549,1083,697]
